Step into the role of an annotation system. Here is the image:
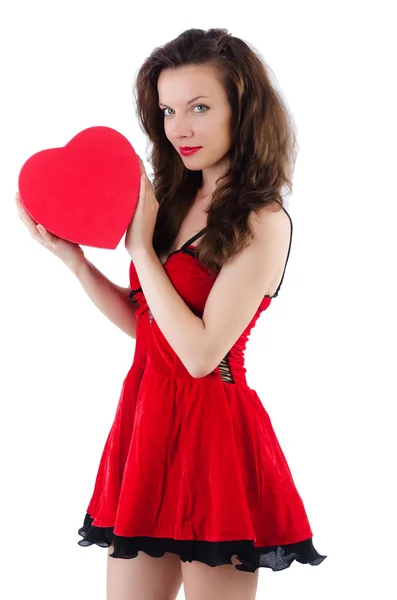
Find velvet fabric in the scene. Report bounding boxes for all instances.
[78,229,327,572]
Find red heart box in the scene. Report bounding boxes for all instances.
[18,126,141,249]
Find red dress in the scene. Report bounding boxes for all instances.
[78,209,327,572]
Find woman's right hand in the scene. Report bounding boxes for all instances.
[15,191,86,274]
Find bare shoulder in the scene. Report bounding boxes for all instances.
[248,202,291,242]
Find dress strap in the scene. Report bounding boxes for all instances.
[180,227,208,250]
[271,206,293,298]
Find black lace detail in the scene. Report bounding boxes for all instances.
[78,513,326,572]
[182,246,197,259]
[129,287,142,304]
[164,227,208,263]
[218,353,235,383]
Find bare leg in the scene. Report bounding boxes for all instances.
[106,543,183,600]
[182,554,259,600]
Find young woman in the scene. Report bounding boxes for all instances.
[16,27,326,600]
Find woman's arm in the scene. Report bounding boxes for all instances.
[130,206,290,376]
[71,258,138,338]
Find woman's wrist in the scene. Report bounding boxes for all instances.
[66,251,87,278]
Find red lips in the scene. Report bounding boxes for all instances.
[180,146,202,156]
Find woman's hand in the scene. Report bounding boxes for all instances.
[15,191,85,274]
[125,156,159,261]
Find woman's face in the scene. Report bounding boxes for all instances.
[157,64,232,171]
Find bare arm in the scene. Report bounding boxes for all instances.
[130,205,290,376]
[15,192,138,338]
[72,258,138,339]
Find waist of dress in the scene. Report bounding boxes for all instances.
[138,359,249,387]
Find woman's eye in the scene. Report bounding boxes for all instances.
[161,104,209,117]
[193,104,209,113]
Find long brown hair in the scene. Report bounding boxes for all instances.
[134,28,298,277]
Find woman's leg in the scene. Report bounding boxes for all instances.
[181,554,259,600]
[106,543,183,600]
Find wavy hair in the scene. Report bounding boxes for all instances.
[133,28,298,276]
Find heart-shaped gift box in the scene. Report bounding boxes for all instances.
[18,126,141,249]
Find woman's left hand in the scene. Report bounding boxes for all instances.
[125,155,159,260]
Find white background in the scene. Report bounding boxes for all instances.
[1,1,396,599]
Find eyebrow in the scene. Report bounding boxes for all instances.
[158,95,210,107]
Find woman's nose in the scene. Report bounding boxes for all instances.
[167,116,194,139]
